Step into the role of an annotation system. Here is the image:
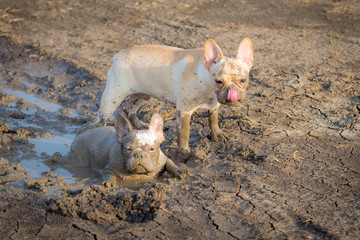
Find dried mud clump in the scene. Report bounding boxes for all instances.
[0,157,28,184]
[195,137,264,164]
[0,119,38,159]
[24,170,67,192]
[47,183,170,223]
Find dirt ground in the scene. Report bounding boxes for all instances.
[0,0,360,239]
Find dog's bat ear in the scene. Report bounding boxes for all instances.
[236,38,253,69]
[149,113,164,142]
[114,113,132,143]
[204,39,224,70]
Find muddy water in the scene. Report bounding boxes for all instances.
[2,88,63,112]
[0,52,90,185]
[0,87,75,182]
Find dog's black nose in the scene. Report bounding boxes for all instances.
[134,151,144,159]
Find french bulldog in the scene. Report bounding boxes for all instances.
[95,38,253,156]
[60,113,183,186]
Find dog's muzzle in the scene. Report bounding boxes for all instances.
[128,151,152,174]
[133,164,148,174]
[217,86,246,105]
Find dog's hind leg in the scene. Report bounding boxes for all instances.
[95,66,129,126]
[96,90,127,126]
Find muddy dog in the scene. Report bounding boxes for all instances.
[60,113,183,186]
[95,38,253,156]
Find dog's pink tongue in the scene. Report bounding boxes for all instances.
[227,89,239,102]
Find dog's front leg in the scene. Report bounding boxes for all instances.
[209,105,227,142]
[177,111,192,157]
[165,158,186,179]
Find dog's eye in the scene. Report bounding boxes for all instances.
[239,79,247,83]
[149,147,155,152]
[215,80,223,85]
[126,146,132,152]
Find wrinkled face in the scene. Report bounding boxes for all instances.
[121,130,162,175]
[211,59,250,106]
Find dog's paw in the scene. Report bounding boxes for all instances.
[178,169,190,179]
[103,180,115,188]
[170,165,190,179]
[43,152,62,171]
[176,148,195,162]
[44,152,62,164]
[211,129,229,142]
[102,174,117,188]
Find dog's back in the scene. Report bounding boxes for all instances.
[60,127,118,169]
[109,45,207,104]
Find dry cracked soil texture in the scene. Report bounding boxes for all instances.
[0,0,360,239]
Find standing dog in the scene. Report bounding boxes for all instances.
[95,38,253,155]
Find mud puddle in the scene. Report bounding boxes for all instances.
[1,88,63,112]
[0,44,97,186]
[0,85,78,183]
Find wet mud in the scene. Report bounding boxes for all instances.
[1,0,360,239]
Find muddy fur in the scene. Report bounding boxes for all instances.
[0,0,359,239]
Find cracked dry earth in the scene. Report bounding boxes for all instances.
[0,0,360,239]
